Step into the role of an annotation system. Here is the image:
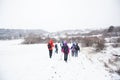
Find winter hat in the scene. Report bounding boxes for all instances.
[64,41,67,45]
[49,39,53,44]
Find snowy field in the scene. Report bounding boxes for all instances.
[0,39,119,80]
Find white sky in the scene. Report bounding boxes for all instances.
[0,0,120,32]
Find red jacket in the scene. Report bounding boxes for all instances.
[48,39,54,50]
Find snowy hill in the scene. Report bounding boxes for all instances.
[49,29,92,38]
[48,26,120,40]
[0,29,49,40]
[0,39,119,80]
[0,26,120,40]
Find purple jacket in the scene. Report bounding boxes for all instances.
[62,44,70,54]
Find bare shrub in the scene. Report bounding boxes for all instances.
[104,62,109,68]
[117,38,120,43]
[22,33,58,44]
[58,37,82,43]
[115,69,120,75]
[108,25,114,32]
[81,37,105,51]
[22,34,43,44]
[81,37,102,47]
[81,37,94,47]
[108,37,120,48]
[111,43,120,48]
[95,38,105,51]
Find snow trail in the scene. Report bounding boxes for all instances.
[0,40,117,80]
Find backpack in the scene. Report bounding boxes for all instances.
[48,43,51,49]
[74,45,78,50]
[63,45,69,53]
[71,45,76,51]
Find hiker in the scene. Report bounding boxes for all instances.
[74,43,80,57]
[47,39,54,58]
[71,42,80,57]
[60,40,64,53]
[62,41,70,62]
[55,43,58,54]
[71,42,76,57]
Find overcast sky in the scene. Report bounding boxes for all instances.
[0,0,120,32]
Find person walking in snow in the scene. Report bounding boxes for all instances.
[60,40,64,53]
[71,42,76,57]
[62,41,70,62]
[47,39,54,58]
[71,42,80,57]
[55,43,58,54]
[74,43,80,57]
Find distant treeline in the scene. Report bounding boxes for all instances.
[0,26,120,41]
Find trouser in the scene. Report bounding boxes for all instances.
[64,53,68,62]
[75,51,78,57]
[55,48,58,53]
[49,50,53,58]
[71,51,75,57]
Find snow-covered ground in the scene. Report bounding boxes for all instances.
[0,39,119,80]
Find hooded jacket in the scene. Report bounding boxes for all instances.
[48,39,54,50]
[62,42,70,54]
